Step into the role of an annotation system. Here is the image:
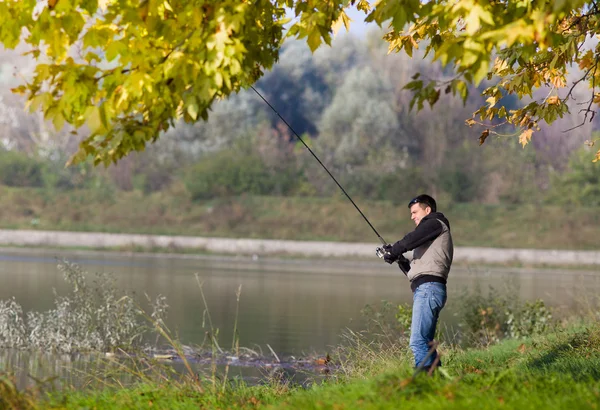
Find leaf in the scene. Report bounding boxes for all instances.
[593,149,600,163]
[187,102,199,121]
[546,96,560,105]
[66,149,88,166]
[138,0,149,22]
[85,105,105,134]
[332,10,351,34]
[519,129,533,148]
[356,0,371,13]
[307,30,322,52]
[479,129,489,145]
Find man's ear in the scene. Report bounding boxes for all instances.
[425,206,432,215]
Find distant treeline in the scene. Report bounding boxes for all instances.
[0,31,598,206]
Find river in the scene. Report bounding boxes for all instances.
[0,247,598,386]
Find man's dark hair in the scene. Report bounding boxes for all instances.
[408,194,437,212]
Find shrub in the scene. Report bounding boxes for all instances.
[0,150,45,187]
[339,167,430,204]
[546,147,600,206]
[454,284,553,347]
[0,261,168,353]
[185,149,302,200]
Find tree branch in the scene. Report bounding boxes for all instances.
[564,61,597,102]
[563,61,598,132]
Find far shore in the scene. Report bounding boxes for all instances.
[0,228,598,267]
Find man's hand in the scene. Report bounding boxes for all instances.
[383,244,397,264]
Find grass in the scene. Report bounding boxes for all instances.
[26,324,600,409]
[0,185,599,250]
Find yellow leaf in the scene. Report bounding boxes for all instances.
[519,129,533,147]
[550,75,566,88]
[187,102,199,120]
[547,95,560,105]
[356,0,371,13]
[332,10,351,34]
[85,105,104,134]
[11,85,27,95]
[410,36,418,49]
[593,149,600,163]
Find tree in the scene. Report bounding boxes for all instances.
[547,145,600,206]
[377,1,600,161]
[317,66,402,169]
[2,0,600,165]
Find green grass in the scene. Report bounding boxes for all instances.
[0,185,599,250]
[30,325,600,409]
[271,328,600,409]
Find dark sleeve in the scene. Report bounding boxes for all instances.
[391,218,443,256]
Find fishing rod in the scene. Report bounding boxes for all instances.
[250,85,404,266]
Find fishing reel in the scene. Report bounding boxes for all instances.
[376,245,411,275]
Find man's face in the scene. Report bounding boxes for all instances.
[410,203,431,226]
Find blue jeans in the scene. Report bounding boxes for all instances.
[410,282,447,368]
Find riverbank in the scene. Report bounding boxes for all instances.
[14,322,600,409]
[1,188,599,250]
[0,229,599,267]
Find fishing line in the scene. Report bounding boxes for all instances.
[250,85,387,246]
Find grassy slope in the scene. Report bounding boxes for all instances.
[1,185,599,249]
[276,328,600,409]
[41,325,600,409]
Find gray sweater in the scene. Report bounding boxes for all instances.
[389,212,454,291]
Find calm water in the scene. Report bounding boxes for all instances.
[0,247,599,355]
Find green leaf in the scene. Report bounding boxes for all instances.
[187,101,199,121]
[85,105,105,134]
[307,30,322,52]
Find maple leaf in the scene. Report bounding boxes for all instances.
[546,95,560,105]
[519,129,533,147]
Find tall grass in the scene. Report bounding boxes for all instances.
[0,261,167,353]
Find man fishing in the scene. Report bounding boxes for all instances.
[250,87,453,371]
[382,194,453,373]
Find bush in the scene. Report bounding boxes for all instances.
[339,167,430,204]
[546,147,600,206]
[185,149,302,200]
[0,261,168,353]
[0,150,45,187]
[454,284,553,347]
[437,143,485,203]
